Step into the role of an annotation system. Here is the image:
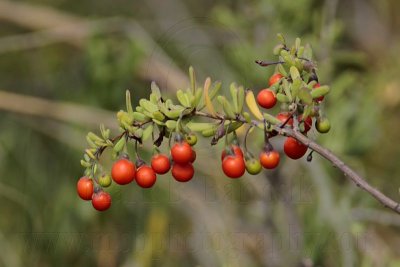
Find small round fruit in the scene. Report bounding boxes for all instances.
[77,177,94,201]
[92,191,111,211]
[185,133,198,146]
[284,137,308,160]
[190,150,196,163]
[151,154,171,174]
[172,163,194,182]
[111,158,136,185]
[316,118,331,133]
[245,158,262,175]
[136,165,157,188]
[313,83,324,102]
[222,156,245,178]
[269,73,283,86]
[257,89,277,109]
[171,141,193,164]
[98,174,112,187]
[221,145,244,161]
[259,151,280,169]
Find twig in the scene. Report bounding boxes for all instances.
[193,110,400,214]
[285,128,400,214]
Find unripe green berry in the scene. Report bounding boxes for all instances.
[185,133,198,146]
[316,117,331,133]
[245,158,262,175]
[99,174,112,187]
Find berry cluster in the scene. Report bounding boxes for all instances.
[77,134,198,211]
[77,35,332,211]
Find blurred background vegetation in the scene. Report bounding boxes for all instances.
[1,0,400,266]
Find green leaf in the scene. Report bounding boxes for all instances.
[273,44,284,55]
[290,66,300,80]
[237,86,245,113]
[142,124,154,142]
[295,37,301,51]
[80,160,91,168]
[86,135,97,148]
[193,87,203,107]
[276,93,290,103]
[152,119,166,126]
[299,87,313,105]
[139,99,159,113]
[282,79,293,102]
[277,63,288,77]
[292,78,303,99]
[311,85,330,98]
[189,66,196,94]
[134,128,143,138]
[303,43,313,60]
[176,90,191,107]
[303,105,312,119]
[297,46,304,57]
[113,137,126,152]
[263,113,281,125]
[277,33,286,45]
[230,83,239,114]
[187,122,218,132]
[165,120,177,130]
[126,90,134,114]
[151,81,161,100]
[217,95,236,119]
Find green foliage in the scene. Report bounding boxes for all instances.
[1,1,400,267]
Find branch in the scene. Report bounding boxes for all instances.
[194,110,400,214]
[284,128,400,214]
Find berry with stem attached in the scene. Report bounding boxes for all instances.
[316,117,331,133]
[136,165,157,188]
[171,140,193,164]
[151,154,171,174]
[259,150,280,169]
[185,133,198,146]
[98,174,112,187]
[111,157,136,185]
[257,89,277,109]
[221,145,244,161]
[77,177,94,201]
[222,155,245,178]
[284,137,308,159]
[92,190,111,211]
[245,158,262,175]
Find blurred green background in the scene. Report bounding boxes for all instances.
[1,0,400,266]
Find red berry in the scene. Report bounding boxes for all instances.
[257,89,277,109]
[221,145,244,161]
[269,73,283,86]
[151,154,171,174]
[222,155,245,178]
[92,191,111,211]
[77,177,94,201]
[111,158,136,185]
[171,141,193,164]
[136,165,157,188]
[284,137,308,159]
[190,150,196,163]
[259,151,280,169]
[172,163,194,182]
[313,83,324,102]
